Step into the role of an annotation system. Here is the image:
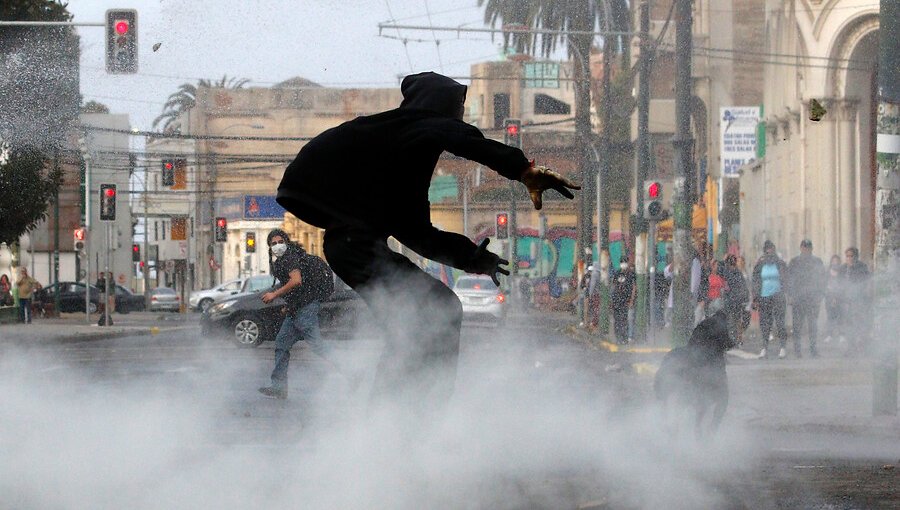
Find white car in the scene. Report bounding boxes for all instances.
[452,275,507,325]
[189,278,245,312]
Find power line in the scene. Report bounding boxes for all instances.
[384,0,415,72]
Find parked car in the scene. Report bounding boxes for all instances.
[149,287,181,312]
[35,282,101,314]
[200,275,368,347]
[188,278,245,312]
[113,285,145,313]
[452,275,507,325]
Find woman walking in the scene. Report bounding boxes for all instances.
[823,255,844,344]
[752,241,789,359]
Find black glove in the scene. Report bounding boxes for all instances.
[465,239,510,286]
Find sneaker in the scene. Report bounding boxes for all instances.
[778,347,787,359]
[258,386,287,400]
[758,348,767,359]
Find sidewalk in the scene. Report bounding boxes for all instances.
[550,308,900,441]
[0,311,197,344]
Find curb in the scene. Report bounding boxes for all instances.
[55,325,195,343]
[598,340,671,354]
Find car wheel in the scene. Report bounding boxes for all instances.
[84,301,98,314]
[199,299,214,313]
[232,315,265,347]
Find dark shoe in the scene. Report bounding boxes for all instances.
[258,386,287,399]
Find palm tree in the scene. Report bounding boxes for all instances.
[153,75,250,132]
[479,0,630,333]
[479,0,630,251]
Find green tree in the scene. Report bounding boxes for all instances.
[0,0,80,150]
[153,75,250,132]
[81,100,110,114]
[0,143,63,244]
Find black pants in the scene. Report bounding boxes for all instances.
[792,298,820,355]
[612,302,629,344]
[758,293,787,349]
[323,227,462,424]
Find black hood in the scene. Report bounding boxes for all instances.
[399,72,467,118]
[266,229,291,247]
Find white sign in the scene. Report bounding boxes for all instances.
[720,106,760,177]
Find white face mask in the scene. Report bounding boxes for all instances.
[271,243,287,257]
[620,263,628,270]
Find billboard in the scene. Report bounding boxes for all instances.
[720,106,760,177]
[243,195,286,220]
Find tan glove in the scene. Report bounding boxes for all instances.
[520,160,581,210]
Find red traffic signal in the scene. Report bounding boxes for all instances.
[647,181,660,199]
[74,228,85,241]
[503,119,522,148]
[506,124,519,137]
[214,217,228,242]
[496,212,509,239]
[217,218,227,228]
[104,187,116,198]
[99,183,117,221]
[105,9,138,74]
[115,20,129,35]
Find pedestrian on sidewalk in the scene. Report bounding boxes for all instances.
[788,239,825,358]
[258,230,334,400]
[276,71,579,424]
[823,255,844,344]
[611,257,636,345]
[840,247,871,354]
[0,274,12,307]
[15,267,40,324]
[705,258,728,316]
[722,254,749,346]
[752,240,789,359]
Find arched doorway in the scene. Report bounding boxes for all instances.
[830,14,878,261]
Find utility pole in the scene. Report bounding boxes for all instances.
[53,148,60,315]
[633,0,653,342]
[596,37,614,336]
[143,158,150,307]
[872,0,899,416]
[81,134,92,324]
[670,0,695,346]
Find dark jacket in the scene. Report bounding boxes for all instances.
[751,254,788,300]
[723,266,749,308]
[787,253,825,301]
[277,72,530,270]
[840,261,870,303]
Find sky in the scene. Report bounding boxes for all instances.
[68,0,512,131]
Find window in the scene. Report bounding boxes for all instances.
[534,94,570,115]
[154,221,158,242]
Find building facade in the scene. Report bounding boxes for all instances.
[739,0,879,263]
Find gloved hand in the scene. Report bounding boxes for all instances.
[520,160,581,210]
[465,239,510,286]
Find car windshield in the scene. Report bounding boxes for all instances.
[455,278,498,290]
[246,275,275,292]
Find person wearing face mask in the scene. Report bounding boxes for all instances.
[258,229,334,400]
[823,255,845,344]
[276,72,580,423]
[611,257,636,345]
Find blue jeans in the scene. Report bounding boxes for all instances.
[19,298,32,323]
[270,301,322,391]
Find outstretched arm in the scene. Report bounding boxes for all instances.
[394,225,509,285]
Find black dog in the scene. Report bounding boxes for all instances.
[654,311,735,437]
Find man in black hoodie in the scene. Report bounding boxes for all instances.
[277,72,579,421]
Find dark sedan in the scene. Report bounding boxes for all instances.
[200,276,369,346]
[35,282,101,313]
[113,285,146,313]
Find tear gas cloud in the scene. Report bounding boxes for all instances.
[0,280,762,510]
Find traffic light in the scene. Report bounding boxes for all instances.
[74,227,86,252]
[245,232,256,253]
[99,184,117,221]
[214,217,228,242]
[496,212,509,239]
[161,159,175,186]
[504,118,522,148]
[132,243,141,262]
[643,180,666,221]
[105,9,138,74]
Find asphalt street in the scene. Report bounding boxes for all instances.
[1,311,898,509]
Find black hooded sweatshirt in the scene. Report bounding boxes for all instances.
[276,72,530,270]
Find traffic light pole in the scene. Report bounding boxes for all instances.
[82,137,92,324]
[104,223,111,327]
[633,0,653,344]
[671,0,696,347]
[872,0,900,416]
